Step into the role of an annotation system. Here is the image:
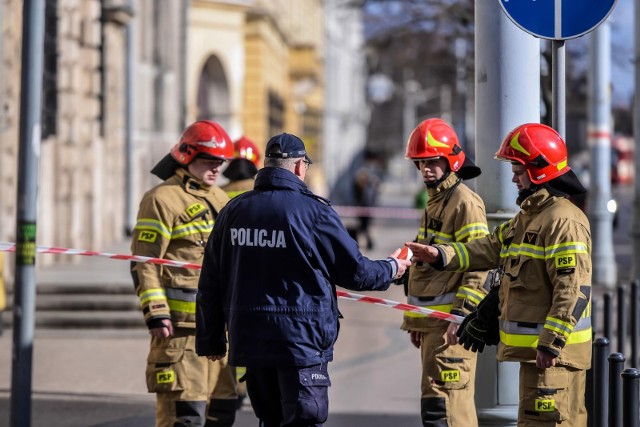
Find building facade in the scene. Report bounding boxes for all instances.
[0,0,330,274]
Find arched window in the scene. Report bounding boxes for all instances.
[196,55,231,129]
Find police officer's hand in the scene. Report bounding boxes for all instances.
[404,242,440,264]
[150,318,174,338]
[536,349,557,369]
[389,248,411,279]
[207,354,226,362]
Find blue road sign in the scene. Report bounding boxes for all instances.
[499,0,618,40]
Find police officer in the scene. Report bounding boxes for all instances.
[131,120,238,427]
[195,133,411,427]
[221,136,261,199]
[402,119,489,427]
[407,123,591,427]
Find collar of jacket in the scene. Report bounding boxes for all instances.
[519,188,557,214]
[254,166,308,193]
[173,168,215,197]
[427,172,460,200]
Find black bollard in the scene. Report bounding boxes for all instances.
[603,292,613,341]
[593,337,610,427]
[608,352,625,427]
[631,280,639,368]
[617,285,627,354]
[621,368,640,427]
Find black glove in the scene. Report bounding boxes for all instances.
[456,285,501,353]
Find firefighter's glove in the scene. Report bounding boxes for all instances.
[393,269,410,296]
[456,286,501,353]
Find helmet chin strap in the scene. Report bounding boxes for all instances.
[516,185,539,205]
[425,171,451,189]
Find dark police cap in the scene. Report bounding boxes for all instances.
[265,133,313,164]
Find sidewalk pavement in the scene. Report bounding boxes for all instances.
[0,220,424,427]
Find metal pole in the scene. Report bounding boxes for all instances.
[617,284,627,355]
[604,292,613,341]
[632,0,640,282]
[587,22,616,288]
[124,2,135,236]
[621,368,640,427]
[551,40,565,138]
[593,337,610,427]
[608,352,625,427]
[475,1,539,423]
[10,1,45,426]
[631,280,639,367]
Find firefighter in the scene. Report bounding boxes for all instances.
[221,136,261,199]
[407,123,592,427]
[402,118,489,427]
[131,120,238,427]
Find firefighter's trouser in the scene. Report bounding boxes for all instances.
[518,362,586,427]
[419,328,478,427]
[245,364,331,427]
[146,329,237,427]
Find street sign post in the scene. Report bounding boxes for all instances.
[499,0,617,40]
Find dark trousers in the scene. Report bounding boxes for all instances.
[246,364,331,427]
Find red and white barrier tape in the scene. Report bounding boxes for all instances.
[0,241,202,270]
[0,241,460,324]
[336,290,463,324]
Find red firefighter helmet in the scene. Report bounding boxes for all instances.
[170,120,234,165]
[405,118,465,172]
[495,123,570,184]
[234,136,261,167]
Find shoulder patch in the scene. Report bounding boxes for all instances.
[138,231,158,243]
[555,254,576,269]
[524,232,538,245]
[186,203,206,218]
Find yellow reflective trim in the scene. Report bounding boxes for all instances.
[172,220,214,239]
[455,223,490,241]
[544,324,571,338]
[451,242,469,271]
[226,190,248,199]
[404,304,452,317]
[168,299,196,314]
[456,287,484,304]
[427,130,450,148]
[500,327,592,348]
[509,131,530,156]
[547,316,573,330]
[134,218,172,239]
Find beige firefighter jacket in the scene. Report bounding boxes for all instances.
[131,168,229,329]
[436,189,592,369]
[221,178,254,199]
[402,173,490,332]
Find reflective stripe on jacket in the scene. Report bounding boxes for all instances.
[438,189,592,369]
[131,168,229,328]
[403,173,490,332]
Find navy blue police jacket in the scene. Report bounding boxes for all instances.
[195,167,397,367]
